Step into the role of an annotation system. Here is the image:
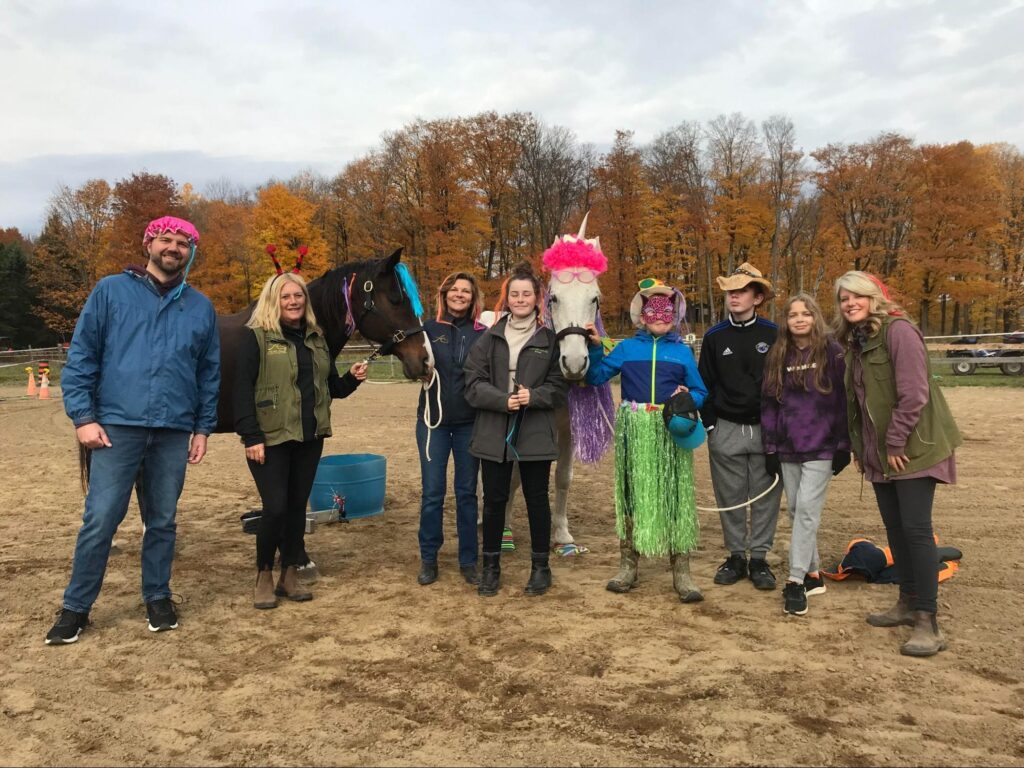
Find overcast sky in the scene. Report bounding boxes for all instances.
[2,0,1022,235]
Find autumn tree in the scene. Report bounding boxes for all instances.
[28,213,91,339]
[247,184,329,295]
[108,172,184,271]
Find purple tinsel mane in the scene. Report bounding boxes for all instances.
[560,309,615,464]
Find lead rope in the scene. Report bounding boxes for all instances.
[421,367,442,461]
[695,473,780,513]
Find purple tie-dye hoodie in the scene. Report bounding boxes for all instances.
[761,339,850,462]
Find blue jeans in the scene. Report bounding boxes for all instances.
[416,420,479,566]
[63,425,191,613]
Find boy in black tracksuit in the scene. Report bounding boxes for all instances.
[698,262,783,590]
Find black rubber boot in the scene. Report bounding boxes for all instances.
[478,552,501,597]
[524,552,552,596]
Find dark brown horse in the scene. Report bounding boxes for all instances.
[214,247,432,433]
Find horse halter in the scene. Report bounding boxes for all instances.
[349,273,425,361]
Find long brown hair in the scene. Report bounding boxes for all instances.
[763,293,834,401]
[435,271,483,322]
[494,260,545,326]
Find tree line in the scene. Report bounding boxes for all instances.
[2,110,1022,347]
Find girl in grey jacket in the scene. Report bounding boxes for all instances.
[464,262,567,598]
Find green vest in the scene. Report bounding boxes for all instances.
[253,326,333,447]
[845,316,962,476]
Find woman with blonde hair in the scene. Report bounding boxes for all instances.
[835,271,961,655]
[234,269,367,609]
[415,271,487,587]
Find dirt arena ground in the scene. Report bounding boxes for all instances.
[0,382,1022,767]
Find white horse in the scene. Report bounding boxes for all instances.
[503,216,615,555]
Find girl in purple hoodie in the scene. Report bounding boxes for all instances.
[761,293,850,617]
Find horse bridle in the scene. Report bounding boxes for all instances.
[350,274,426,362]
[555,326,591,342]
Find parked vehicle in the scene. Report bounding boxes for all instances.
[946,345,1023,376]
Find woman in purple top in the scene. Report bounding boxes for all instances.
[762,293,850,618]
[835,271,962,657]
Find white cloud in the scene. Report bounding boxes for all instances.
[2,0,1022,233]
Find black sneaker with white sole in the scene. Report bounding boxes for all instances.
[146,598,179,632]
[45,609,90,645]
[783,581,808,615]
[804,572,827,596]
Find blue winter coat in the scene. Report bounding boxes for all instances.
[62,270,221,434]
[586,330,707,408]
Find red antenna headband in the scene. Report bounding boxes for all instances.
[266,243,307,275]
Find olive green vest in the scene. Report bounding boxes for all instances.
[253,326,333,447]
[845,316,962,475]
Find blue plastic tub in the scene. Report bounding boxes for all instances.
[308,453,386,520]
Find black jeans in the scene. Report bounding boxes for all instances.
[481,459,552,555]
[872,477,939,614]
[247,438,324,570]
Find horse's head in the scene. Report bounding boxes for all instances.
[547,273,601,380]
[347,249,433,380]
[542,213,607,381]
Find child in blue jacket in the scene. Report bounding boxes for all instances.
[585,279,708,603]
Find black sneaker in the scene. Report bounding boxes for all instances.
[146,598,179,632]
[804,572,827,596]
[783,581,808,615]
[713,554,748,585]
[748,558,777,590]
[45,609,90,645]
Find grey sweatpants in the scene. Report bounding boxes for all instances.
[780,460,832,582]
[708,418,783,559]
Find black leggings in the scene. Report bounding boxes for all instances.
[481,459,552,556]
[872,477,939,614]
[247,439,324,570]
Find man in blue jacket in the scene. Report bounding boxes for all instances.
[46,216,221,645]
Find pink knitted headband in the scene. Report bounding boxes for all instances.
[143,216,200,245]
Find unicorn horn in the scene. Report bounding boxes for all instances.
[577,211,591,240]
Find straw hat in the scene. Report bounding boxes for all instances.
[715,262,773,297]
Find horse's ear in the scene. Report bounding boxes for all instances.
[384,247,403,271]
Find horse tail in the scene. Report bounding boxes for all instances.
[79,443,91,493]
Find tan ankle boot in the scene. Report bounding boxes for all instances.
[900,611,947,657]
[275,566,313,602]
[254,569,277,609]
[606,537,639,593]
[671,553,704,603]
[866,593,915,627]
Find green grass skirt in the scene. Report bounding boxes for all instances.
[614,403,699,556]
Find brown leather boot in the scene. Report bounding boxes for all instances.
[866,593,915,627]
[275,566,313,602]
[606,536,639,593]
[900,611,947,657]
[671,553,704,603]
[254,569,277,610]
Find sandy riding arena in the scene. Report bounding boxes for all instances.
[1,383,1022,766]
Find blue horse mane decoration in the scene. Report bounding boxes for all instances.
[394,263,425,319]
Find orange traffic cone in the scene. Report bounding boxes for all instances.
[38,373,50,400]
[25,367,36,397]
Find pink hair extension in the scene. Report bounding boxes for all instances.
[542,239,607,274]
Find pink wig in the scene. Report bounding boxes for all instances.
[542,239,608,274]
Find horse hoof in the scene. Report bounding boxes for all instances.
[297,560,320,583]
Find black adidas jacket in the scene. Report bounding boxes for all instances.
[697,315,778,428]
